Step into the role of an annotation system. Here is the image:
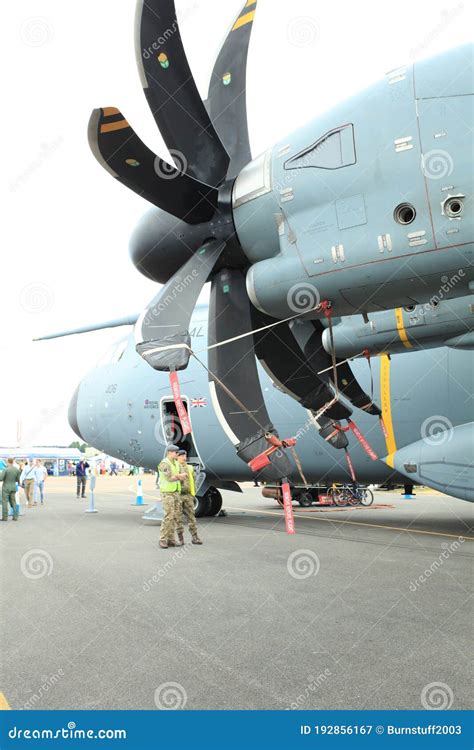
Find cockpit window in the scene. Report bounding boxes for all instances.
[284,124,356,171]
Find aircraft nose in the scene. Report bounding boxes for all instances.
[68,383,85,441]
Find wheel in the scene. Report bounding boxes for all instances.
[359,488,374,506]
[298,492,314,507]
[193,493,211,518]
[206,489,223,516]
[329,487,348,507]
[347,488,360,506]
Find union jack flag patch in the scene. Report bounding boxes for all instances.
[191,398,208,408]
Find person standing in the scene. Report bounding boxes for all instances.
[75,458,90,498]
[20,460,36,508]
[157,446,185,550]
[176,451,202,545]
[1,459,21,521]
[33,459,48,505]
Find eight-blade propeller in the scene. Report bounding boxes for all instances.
[89,0,381,483]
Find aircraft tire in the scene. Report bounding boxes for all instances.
[194,493,211,518]
[206,489,223,517]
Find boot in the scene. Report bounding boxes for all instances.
[159,540,168,549]
[192,534,203,545]
[177,531,184,545]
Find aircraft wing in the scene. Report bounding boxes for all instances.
[33,314,139,341]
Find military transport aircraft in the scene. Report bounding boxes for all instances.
[38,1,473,511]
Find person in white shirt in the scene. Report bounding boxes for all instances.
[33,459,48,505]
[20,460,36,508]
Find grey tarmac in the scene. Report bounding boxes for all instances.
[0,476,472,711]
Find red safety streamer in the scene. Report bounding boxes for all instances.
[169,371,192,435]
[282,481,296,535]
[345,450,357,482]
[348,421,378,461]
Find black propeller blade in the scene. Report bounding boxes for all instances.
[292,320,382,417]
[205,0,257,179]
[135,239,226,371]
[88,107,217,224]
[251,309,352,420]
[135,0,230,187]
[208,269,293,482]
[250,309,351,449]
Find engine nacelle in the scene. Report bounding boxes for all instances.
[233,44,474,319]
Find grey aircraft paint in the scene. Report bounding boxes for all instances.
[69,308,474,503]
[235,44,473,320]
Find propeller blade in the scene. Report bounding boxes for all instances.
[292,320,382,416]
[88,107,217,224]
[208,269,293,482]
[251,309,352,422]
[135,239,226,371]
[135,0,230,187]
[205,0,258,179]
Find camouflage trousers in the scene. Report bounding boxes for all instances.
[176,494,198,537]
[159,492,181,541]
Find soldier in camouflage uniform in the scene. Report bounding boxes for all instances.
[1,458,21,521]
[176,450,202,545]
[157,446,186,550]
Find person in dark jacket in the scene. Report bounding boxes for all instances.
[75,459,90,498]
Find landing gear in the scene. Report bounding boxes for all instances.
[194,493,211,518]
[207,488,223,516]
[194,488,223,517]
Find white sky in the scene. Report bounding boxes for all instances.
[1,0,472,446]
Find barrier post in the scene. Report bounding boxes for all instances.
[85,475,98,513]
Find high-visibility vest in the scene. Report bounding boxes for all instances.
[186,465,195,497]
[158,458,181,493]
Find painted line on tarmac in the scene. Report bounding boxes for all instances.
[0,692,11,710]
[226,505,473,541]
